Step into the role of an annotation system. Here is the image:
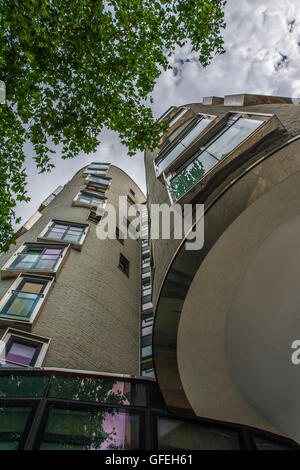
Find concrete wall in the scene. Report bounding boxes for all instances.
[0,165,145,375]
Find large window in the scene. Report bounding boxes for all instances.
[167,116,263,202]
[39,220,88,249]
[38,404,141,450]
[0,274,53,327]
[155,115,215,175]
[1,243,69,278]
[0,329,50,368]
[73,191,107,210]
[0,405,33,450]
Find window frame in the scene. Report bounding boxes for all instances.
[154,113,218,178]
[1,243,70,279]
[38,219,89,251]
[118,253,130,277]
[0,328,51,368]
[0,274,54,329]
[72,190,107,210]
[163,111,282,204]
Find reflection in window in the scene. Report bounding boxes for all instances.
[156,116,213,175]
[86,175,111,187]
[157,417,240,450]
[169,118,262,201]
[4,336,43,367]
[0,277,48,322]
[7,245,66,272]
[39,406,140,450]
[73,191,107,209]
[0,406,32,450]
[48,375,146,406]
[0,374,49,397]
[43,222,87,244]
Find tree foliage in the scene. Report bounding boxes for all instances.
[0,0,226,251]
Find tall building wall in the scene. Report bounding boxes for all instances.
[0,164,145,374]
[147,101,300,442]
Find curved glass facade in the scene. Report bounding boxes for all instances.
[0,369,297,450]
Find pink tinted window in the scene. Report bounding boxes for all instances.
[6,341,37,365]
[44,249,61,255]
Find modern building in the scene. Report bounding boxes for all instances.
[1,93,300,450]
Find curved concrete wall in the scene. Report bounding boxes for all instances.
[0,165,145,375]
[177,167,300,439]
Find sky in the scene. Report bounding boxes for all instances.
[15,0,300,227]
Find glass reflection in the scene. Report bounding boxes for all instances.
[0,406,31,450]
[40,406,140,450]
[169,117,262,201]
[48,375,146,406]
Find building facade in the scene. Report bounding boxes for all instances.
[1,94,300,449]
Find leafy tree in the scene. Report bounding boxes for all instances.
[0,0,226,251]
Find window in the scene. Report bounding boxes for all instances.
[119,254,129,277]
[155,114,216,176]
[1,243,69,279]
[157,417,240,450]
[116,227,125,245]
[38,404,140,450]
[39,220,89,249]
[0,405,33,450]
[73,191,107,210]
[167,116,264,202]
[0,274,53,327]
[0,328,50,368]
[85,175,112,189]
[127,195,135,206]
[87,211,102,224]
[129,188,135,197]
[167,108,188,127]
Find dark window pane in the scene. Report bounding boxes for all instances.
[0,406,32,450]
[39,406,140,450]
[48,375,146,406]
[254,435,296,450]
[0,374,49,397]
[157,417,240,450]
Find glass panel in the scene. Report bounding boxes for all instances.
[207,118,262,160]
[21,282,44,294]
[168,108,187,127]
[39,407,140,450]
[254,435,294,450]
[157,417,240,450]
[0,374,49,397]
[6,341,38,366]
[10,254,40,270]
[0,291,40,320]
[169,118,262,201]
[77,194,92,204]
[0,406,32,450]
[169,151,217,201]
[48,376,146,406]
[157,118,212,174]
[142,345,152,358]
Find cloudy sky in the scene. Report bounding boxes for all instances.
[15,0,300,226]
